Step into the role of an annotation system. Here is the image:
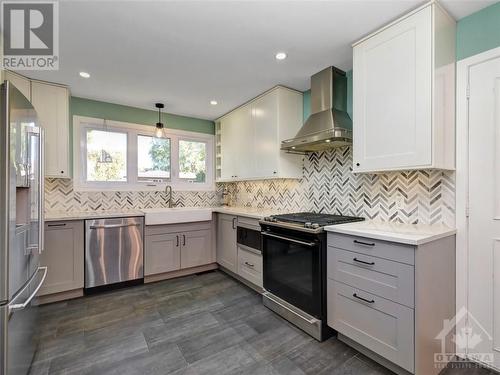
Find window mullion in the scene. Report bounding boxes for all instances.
[128,130,137,184]
[171,134,179,186]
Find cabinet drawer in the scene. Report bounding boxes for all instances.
[327,280,414,373]
[237,247,262,288]
[327,247,414,308]
[328,233,414,265]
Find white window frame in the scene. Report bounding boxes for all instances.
[73,115,215,191]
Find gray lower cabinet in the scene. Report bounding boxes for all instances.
[216,214,237,273]
[145,221,213,276]
[237,246,263,288]
[327,232,456,375]
[181,229,212,269]
[145,233,181,275]
[39,220,84,296]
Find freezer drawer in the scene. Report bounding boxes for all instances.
[1,266,47,375]
[85,217,144,289]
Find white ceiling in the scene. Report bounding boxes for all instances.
[22,0,496,120]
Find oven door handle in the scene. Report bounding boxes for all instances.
[261,232,317,247]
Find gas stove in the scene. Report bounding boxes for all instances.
[261,212,364,233]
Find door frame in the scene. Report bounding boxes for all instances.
[456,45,500,363]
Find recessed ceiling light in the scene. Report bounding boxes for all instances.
[210,100,218,105]
[275,52,287,60]
[79,71,90,78]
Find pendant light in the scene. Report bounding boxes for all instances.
[98,119,113,163]
[155,103,166,138]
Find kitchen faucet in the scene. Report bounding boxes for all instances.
[165,185,173,208]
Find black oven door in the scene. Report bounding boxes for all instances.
[262,228,322,318]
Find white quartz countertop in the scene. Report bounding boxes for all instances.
[212,206,281,220]
[45,210,145,222]
[45,206,280,222]
[324,220,456,246]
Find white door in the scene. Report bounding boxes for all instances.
[468,56,500,370]
[352,5,432,172]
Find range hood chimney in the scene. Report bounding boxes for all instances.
[281,66,352,153]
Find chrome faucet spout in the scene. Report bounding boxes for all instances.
[165,185,173,208]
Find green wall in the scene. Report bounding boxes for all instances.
[70,97,214,135]
[302,69,353,123]
[457,2,500,61]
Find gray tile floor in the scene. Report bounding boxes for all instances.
[30,271,494,375]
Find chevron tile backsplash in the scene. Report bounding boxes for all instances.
[45,147,455,226]
[225,147,455,227]
[45,178,222,212]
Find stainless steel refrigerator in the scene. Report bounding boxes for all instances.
[0,81,47,375]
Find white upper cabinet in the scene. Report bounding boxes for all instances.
[216,86,303,182]
[4,71,71,178]
[352,2,456,173]
[31,81,70,178]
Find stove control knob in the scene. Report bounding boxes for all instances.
[311,223,320,229]
[304,222,312,228]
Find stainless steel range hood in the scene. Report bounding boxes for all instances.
[281,66,352,153]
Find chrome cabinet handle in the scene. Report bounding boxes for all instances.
[176,235,179,247]
[9,266,48,312]
[352,293,375,304]
[89,223,141,229]
[353,257,375,266]
[244,261,254,268]
[183,234,186,246]
[232,217,237,230]
[353,239,375,247]
[261,232,316,247]
[47,223,66,227]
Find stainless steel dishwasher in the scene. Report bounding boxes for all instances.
[85,217,144,290]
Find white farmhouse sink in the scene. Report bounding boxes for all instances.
[142,207,213,225]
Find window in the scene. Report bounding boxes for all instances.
[179,140,206,182]
[137,135,170,180]
[73,116,214,191]
[86,129,127,182]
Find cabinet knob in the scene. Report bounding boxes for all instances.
[273,171,277,174]
[356,163,360,167]
[61,170,64,174]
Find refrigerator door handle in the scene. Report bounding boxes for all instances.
[39,129,45,253]
[8,266,47,312]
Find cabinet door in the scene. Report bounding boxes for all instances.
[220,105,254,180]
[353,6,432,172]
[180,229,211,269]
[253,92,279,178]
[39,221,84,295]
[216,214,237,272]
[145,233,181,276]
[31,81,70,178]
[5,71,31,100]
[220,113,236,180]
